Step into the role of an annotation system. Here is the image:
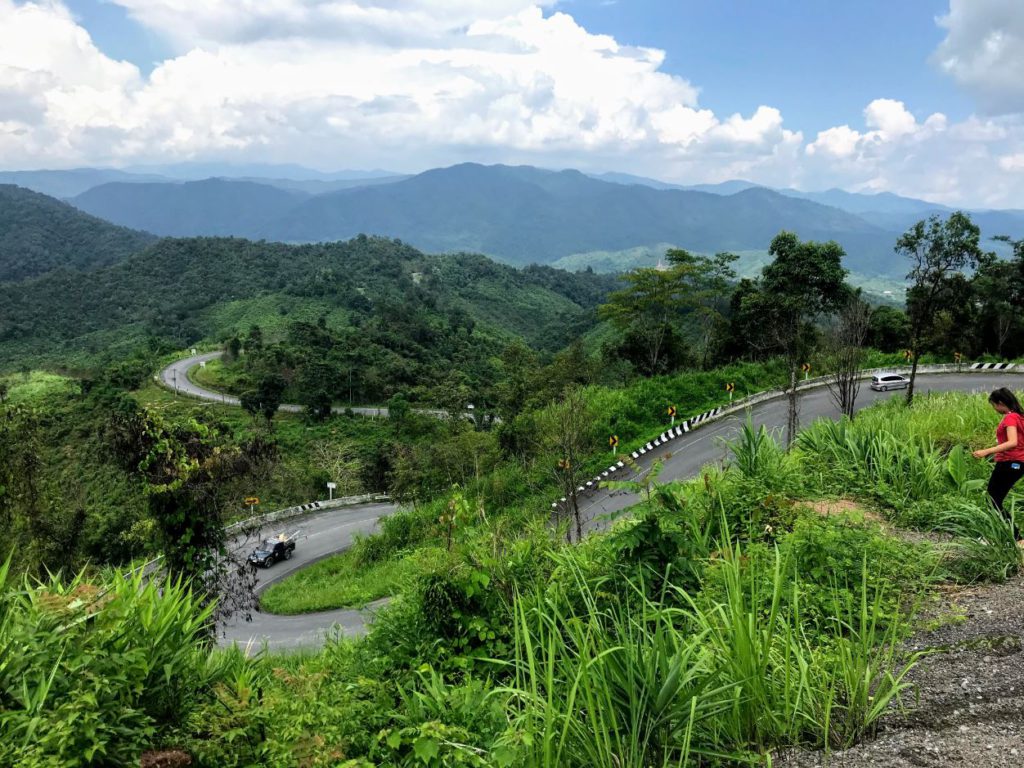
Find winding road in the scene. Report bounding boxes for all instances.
[158,355,1024,650]
[161,351,392,417]
[220,501,397,650]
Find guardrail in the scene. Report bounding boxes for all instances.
[224,493,391,535]
[552,362,1018,511]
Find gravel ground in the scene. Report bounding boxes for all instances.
[777,573,1024,767]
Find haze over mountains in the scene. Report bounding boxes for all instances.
[3,163,1024,281]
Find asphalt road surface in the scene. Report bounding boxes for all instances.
[576,371,1024,530]
[212,369,1024,650]
[160,351,391,417]
[219,501,397,650]
[160,351,477,420]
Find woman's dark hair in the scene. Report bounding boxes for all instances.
[989,388,1024,415]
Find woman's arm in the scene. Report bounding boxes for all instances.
[974,424,1019,458]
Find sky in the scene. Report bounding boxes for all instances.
[1,0,1023,207]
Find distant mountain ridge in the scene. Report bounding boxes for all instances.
[68,163,913,277]
[0,165,405,199]
[73,179,309,237]
[8,161,1022,281]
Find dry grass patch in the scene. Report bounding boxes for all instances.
[801,499,886,524]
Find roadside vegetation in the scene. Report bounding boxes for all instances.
[3,391,1021,766]
[3,214,1024,764]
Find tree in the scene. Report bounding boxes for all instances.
[239,373,286,424]
[132,411,274,629]
[493,342,539,421]
[224,336,242,362]
[245,324,263,353]
[824,294,871,419]
[598,267,680,375]
[897,212,984,404]
[536,386,597,543]
[758,232,849,446]
[387,392,411,426]
[311,440,364,497]
[866,306,909,352]
[598,251,738,375]
[666,249,738,368]
[972,250,1019,358]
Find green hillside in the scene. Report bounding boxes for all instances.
[0,234,619,371]
[0,184,156,282]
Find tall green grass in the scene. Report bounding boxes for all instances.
[935,500,1023,583]
[497,542,918,766]
[0,562,224,766]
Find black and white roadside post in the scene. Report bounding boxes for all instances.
[327,481,336,501]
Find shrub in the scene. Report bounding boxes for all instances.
[355,504,437,566]
[0,562,220,767]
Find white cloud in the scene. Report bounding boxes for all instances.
[0,0,140,162]
[109,0,560,48]
[4,0,1024,208]
[805,125,860,159]
[0,0,807,181]
[864,98,919,138]
[934,0,1024,115]
[804,96,1024,208]
[999,153,1024,172]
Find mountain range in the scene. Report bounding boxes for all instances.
[4,163,1023,281]
[63,163,1024,278]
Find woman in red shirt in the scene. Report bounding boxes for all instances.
[973,387,1024,535]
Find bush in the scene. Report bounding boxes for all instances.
[355,505,437,566]
[0,563,221,767]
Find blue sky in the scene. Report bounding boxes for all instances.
[2,1,1024,206]
[64,0,173,74]
[567,0,971,132]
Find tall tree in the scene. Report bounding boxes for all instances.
[666,249,738,368]
[824,294,871,419]
[598,267,680,376]
[758,232,849,446]
[537,386,597,543]
[897,212,984,404]
[973,245,1021,358]
[599,250,738,375]
[866,306,909,353]
[240,373,286,425]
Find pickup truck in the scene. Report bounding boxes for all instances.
[247,534,296,568]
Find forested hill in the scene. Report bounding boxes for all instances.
[0,185,156,282]
[69,163,905,277]
[0,234,620,369]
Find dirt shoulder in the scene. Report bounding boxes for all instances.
[778,573,1024,767]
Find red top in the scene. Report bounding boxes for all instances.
[995,412,1024,462]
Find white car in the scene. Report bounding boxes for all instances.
[870,373,910,391]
